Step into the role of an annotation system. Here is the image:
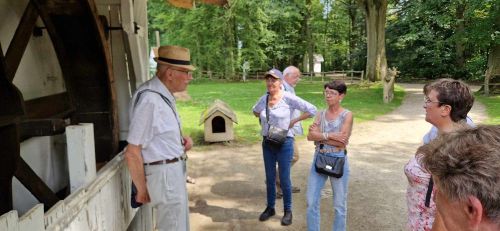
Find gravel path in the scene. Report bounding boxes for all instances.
[187,83,487,231]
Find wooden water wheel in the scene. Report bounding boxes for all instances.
[0,0,118,214]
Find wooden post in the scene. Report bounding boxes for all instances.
[350,70,354,84]
[66,123,97,193]
[0,124,19,215]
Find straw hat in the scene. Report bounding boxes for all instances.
[154,45,196,71]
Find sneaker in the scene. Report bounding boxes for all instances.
[291,186,301,193]
[258,207,275,221]
[281,210,292,226]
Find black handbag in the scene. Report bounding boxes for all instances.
[315,152,345,178]
[266,125,288,145]
[314,110,346,178]
[264,94,288,148]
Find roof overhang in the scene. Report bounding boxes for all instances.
[167,0,228,9]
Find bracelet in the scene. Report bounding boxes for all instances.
[322,132,328,141]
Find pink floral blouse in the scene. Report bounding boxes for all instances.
[404,155,436,231]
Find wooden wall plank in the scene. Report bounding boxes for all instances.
[19,204,44,231]
[0,210,19,231]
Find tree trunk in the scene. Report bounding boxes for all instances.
[484,44,500,96]
[225,11,236,80]
[455,2,466,77]
[383,67,398,103]
[482,5,500,96]
[348,0,357,70]
[306,0,314,76]
[358,0,387,82]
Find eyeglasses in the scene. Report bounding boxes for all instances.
[324,90,339,97]
[424,97,442,105]
[172,68,193,76]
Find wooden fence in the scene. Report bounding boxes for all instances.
[194,70,364,83]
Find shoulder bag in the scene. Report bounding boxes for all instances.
[314,110,346,178]
[264,94,288,149]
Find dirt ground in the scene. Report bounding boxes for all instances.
[186,84,487,231]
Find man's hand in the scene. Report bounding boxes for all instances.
[136,188,151,203]
[183,136,193,152]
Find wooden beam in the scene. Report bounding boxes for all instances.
[0,124,20,215]
[19,118,67,141]
[24,92,73,119]
[14,158,59,211]
[5,2,39,82]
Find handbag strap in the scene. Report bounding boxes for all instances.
[134,89,185,148]
[265,94,271,131]
[319,109,348,155]
[425,177,433,207]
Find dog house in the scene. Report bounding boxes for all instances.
[199,99,238,142]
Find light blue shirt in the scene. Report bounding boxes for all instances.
[423,116,475,144]
[253,91,317,137]
[127,76,184,162]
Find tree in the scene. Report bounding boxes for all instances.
[357,0,388,82]
[483,2,500,95]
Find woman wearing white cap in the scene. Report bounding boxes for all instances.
[252,69,317,226]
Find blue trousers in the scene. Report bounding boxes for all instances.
[262,137,294,211]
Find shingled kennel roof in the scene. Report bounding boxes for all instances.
[199,99,238,125]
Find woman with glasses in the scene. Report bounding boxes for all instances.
[306,80,353,231]
[252,69,316,226]
[404,78,474,231]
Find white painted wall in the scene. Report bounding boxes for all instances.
[1,0,65,100]
[13,135,68,215]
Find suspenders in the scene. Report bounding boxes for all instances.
[134,89,185,147]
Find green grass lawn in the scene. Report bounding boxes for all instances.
[178,80,405,145]
[475,94,500,125]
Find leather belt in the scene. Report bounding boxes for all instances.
[317,147,344,153]
[144,154,187,166]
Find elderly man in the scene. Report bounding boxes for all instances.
[421,125,500,231]
[276,66,303,198]
[125,45,194,231]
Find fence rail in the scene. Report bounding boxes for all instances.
[194,70,364,83]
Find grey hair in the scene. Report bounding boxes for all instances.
[421,125,500,224]
[283,66,300,78]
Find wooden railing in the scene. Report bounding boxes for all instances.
[0,124,153,231]
[193,70,364,83]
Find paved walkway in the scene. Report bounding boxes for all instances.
[186,84,487,231]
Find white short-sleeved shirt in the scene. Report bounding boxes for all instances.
[252,91,317,137]
[127,76,183,163]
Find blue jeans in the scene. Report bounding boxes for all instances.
[306,152,350,231]
[262,137,294,211]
